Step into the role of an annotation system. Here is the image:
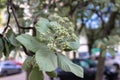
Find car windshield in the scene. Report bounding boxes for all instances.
[0,61,15,66]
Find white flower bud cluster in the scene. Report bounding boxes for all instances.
[48,37,54,42]
[37,33,49,42]
[61,41,70,50]
[38,14,78,51]
[53,25,69,37]
[70,34,77,41]
[26,60,32,68]
[31,56,39,68]
[47,43,57,51]
[26,56,38,68]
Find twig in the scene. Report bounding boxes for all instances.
[87,8,105,35]
[22,45,34,56]
[2,0,11,35]
[4,0,36,56]
[10,0,34,34]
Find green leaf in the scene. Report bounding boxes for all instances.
[48,21,57,32]
[101,50,106,57]
[0,38,4,58]
[6,29,20,47]
[57,53,83,78]
[69,39,80,50]
[3,38,10,57]
[107,37,115,45]
[63,39,80,52]
[107,48,115,56]
[49,21,58,28]
[29,67,44,80]
[103,38,108,43]
[35,17,49,34]
[95,0,110,3]
[16,34,45,52]
[111,3,118,12]
[35,49,57,71]
[22,57,33,70]
[46,71,57,78]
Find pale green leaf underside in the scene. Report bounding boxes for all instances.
[35,17,49,34]
[49,21,59,28]
[69,39,80,50]
[57,53,83,78]
[35,49,57,71]
[16,34,46,52]
[29,67,44,80]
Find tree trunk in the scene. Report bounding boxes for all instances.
[95,11,117,80]
[95,51,105,80]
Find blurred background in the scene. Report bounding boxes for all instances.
[0,0,120,80]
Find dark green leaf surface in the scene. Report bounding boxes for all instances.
[46,71,57,78]
[22,56,33,70]
[6,29,20,47]
[0,38,4,58]
[29,67,44,80]
[3,38,10,57]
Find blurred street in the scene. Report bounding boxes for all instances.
[0,71,26,80]
[0,71,55,80]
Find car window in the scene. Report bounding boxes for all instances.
[4,63,15,66]
[79,52,90,59]
[4,63,11,66]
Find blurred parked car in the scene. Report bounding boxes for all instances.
[0,61,22,76]
[9,57,23,66]
[56,58,119,80]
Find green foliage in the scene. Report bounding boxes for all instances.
[16,34,45,52]
[94,35,120,56]
[107,48,115,56]
[35,14,79,52]
[35,18,49,34]
[0,38,4,58]
[35,50,57,71]
[1,0,120,80]
[102,35,120,47]
[95,0,110,3]
[22,56,33,70]
[69,39,80,51]
[46,71,57,78]
[0,29,18,58]
[29,67,44,80]
[3,37,10,57]
[6,29,20,47]
[57,53,83,78]
[0,0,6,9]
[111,27,120,35]
[16,15,83,79]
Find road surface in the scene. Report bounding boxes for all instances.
[0,71,26,80]
[0,71,57,80]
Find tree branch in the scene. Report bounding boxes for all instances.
[10,0,34,34]
[5,0,36,56]
[2,0,11,35]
